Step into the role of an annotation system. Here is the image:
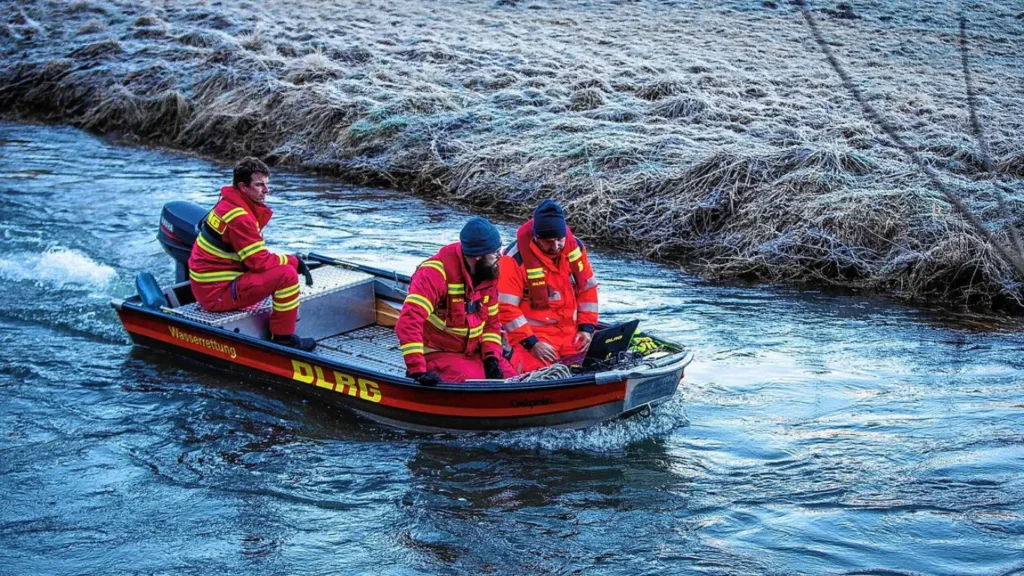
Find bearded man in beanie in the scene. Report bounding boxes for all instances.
[396,217,516,385]
[498,199,600,374]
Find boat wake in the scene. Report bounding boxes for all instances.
[481,395,690,453]
[0,246,117,289]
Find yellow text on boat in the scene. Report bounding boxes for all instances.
[290,360,382,403]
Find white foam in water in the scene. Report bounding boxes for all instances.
[0,247,117,288]
[484,395,691,453]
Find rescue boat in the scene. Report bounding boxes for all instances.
[110,201,693,432]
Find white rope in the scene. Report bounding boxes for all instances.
[514,363,573,382]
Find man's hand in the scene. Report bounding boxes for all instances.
[408,371,442,386]
[296,258,314,287]
[573,330,593,350]
[483,357,503,380]
[529,341,557,364]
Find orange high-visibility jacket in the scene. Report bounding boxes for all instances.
[497,220,599,351]
[395,243,503,375]
[187,185,298,308]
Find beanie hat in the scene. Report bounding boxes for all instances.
[460,216,502,257]
[533,199,567,239]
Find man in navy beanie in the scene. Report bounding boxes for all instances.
[532,199,568,239]
[497,199,600,374]
[396,217,515,385]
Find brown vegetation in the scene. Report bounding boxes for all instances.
[2,0,1023,312]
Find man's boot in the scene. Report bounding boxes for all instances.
[271,333,316,352]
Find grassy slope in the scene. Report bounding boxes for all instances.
[3,0,1023,311]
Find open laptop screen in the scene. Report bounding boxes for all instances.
[557,320,640,371]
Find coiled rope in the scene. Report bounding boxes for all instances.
[513,363,573,382]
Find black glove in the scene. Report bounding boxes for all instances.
[408,371,442,387]
[483,357,503,380]
[296,257,313,287]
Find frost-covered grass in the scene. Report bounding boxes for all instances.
[3,0,1024,312]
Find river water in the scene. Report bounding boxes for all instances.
[1,121,1022,575]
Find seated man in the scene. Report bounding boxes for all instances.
[498,199,599,374]
[187,157,315,351]
[396,217,516,385]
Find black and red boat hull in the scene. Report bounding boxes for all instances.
[115,301,685,431]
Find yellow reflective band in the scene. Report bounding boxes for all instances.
[222,207,247,222]
[189,269,243,283]
[237,241,267,259]
[273,299,300,312]
[488,304,499,316]
[419,260,446,280]
[274,284,300,299]
[447,283,465,295]
[428,314,467,336]
[278,254,288,266]
[526,268,545,279]
[425,316,484,339]
[197,234,241,261]
[427,314,448,331]
[482,333,502,345]
[567,247,582,262]
[401,342,425,356]
[404,293,434,315]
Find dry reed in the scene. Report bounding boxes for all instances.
[2,0,1023,312]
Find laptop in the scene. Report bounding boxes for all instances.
[565,319,640,371]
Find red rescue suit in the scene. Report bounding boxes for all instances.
[395,243,513,383]
[497,219,599,374]
[187,185,301,336]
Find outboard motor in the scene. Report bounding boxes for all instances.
[158,201,206,282]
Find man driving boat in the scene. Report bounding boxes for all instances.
[187,157,316,351]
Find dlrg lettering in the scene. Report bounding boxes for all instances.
[290,360,382,403]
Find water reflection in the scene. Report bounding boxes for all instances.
[400,439,700,574]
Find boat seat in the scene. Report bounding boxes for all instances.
[167,266,377,340]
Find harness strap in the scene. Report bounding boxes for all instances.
[198,210,237,255]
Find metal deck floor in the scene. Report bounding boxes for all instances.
[163,265,406,375]
[314,325,406,376]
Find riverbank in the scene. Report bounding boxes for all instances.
[3,0,1023,311]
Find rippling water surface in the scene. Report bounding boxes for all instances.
[1,122,1022,575]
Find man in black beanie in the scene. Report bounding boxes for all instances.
[497,199,600,374]
[396,217,515,385]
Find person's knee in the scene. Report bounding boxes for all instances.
[279,265,298,286]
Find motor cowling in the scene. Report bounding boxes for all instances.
[158,201,206,282]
